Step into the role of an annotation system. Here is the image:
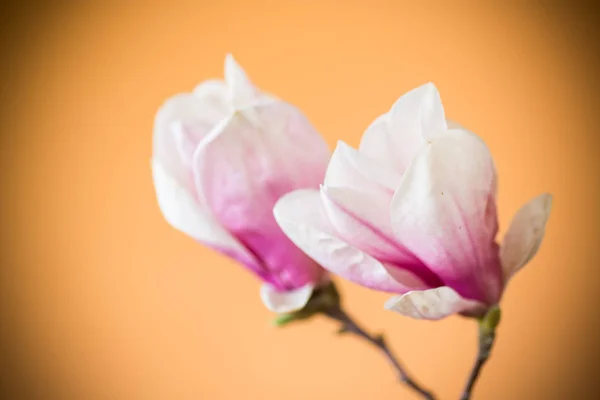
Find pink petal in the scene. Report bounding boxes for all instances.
[359,83,446,176]
[260,283,314,313]
[320,186,397,254]
[151,160,259,269]
[384,286,487,320]
[390,129,503,304]
[325,141,400,193]
[501,193,553,282]
[153,55,274,185]
[274,189,429,293]
[192,102,329,290]
[320,186,443,288]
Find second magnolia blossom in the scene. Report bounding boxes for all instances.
[152,55,331,313]
[274,83,552,320]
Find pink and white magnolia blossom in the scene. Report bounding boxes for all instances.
[152,55,330,313]
[274,83,552,320]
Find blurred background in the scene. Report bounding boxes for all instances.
[1,1,599,399]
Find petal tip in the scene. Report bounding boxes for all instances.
[272,191,296,223]
[273,189,319,223]
[332,141,343,154]
[224,53,237,68]
[260,283,314,314]
[540,193,554,214]
[383,287,485,321]
[383,295,401,311]
[500,192,554,281]
[334,139,351,150]
[224,53,248,84]
[415,81,439,96]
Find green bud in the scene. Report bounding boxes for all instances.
[271,281,341,327]
[272,313,297,327]
[479,306,501,336]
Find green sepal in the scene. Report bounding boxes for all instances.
[479,306,501,336]
[272,281,341,327]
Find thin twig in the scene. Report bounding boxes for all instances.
[460,326,496,400]
[323,305,436,400]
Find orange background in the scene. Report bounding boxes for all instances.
[2,2,599,399]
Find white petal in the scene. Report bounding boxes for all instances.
[224,53,250,87]
[390,129,503,304]
[325,141,400,192]
[274,190,428,293]
[260,283,314,313]
[171,120,218,167]
[384,286,486,320]
[151,159,254,260]
[153,93,226,183]
[358,115,398,172]
[193,79,227,97]
[192,79,230,115]
[501,193,553,281]
[359,83,446,175]
[388,82,446,140]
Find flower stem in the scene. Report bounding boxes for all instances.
[323,305,436,400]
[460,307,500,400]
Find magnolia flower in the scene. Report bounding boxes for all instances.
[152,54,330,313]
[274,83,552,320]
